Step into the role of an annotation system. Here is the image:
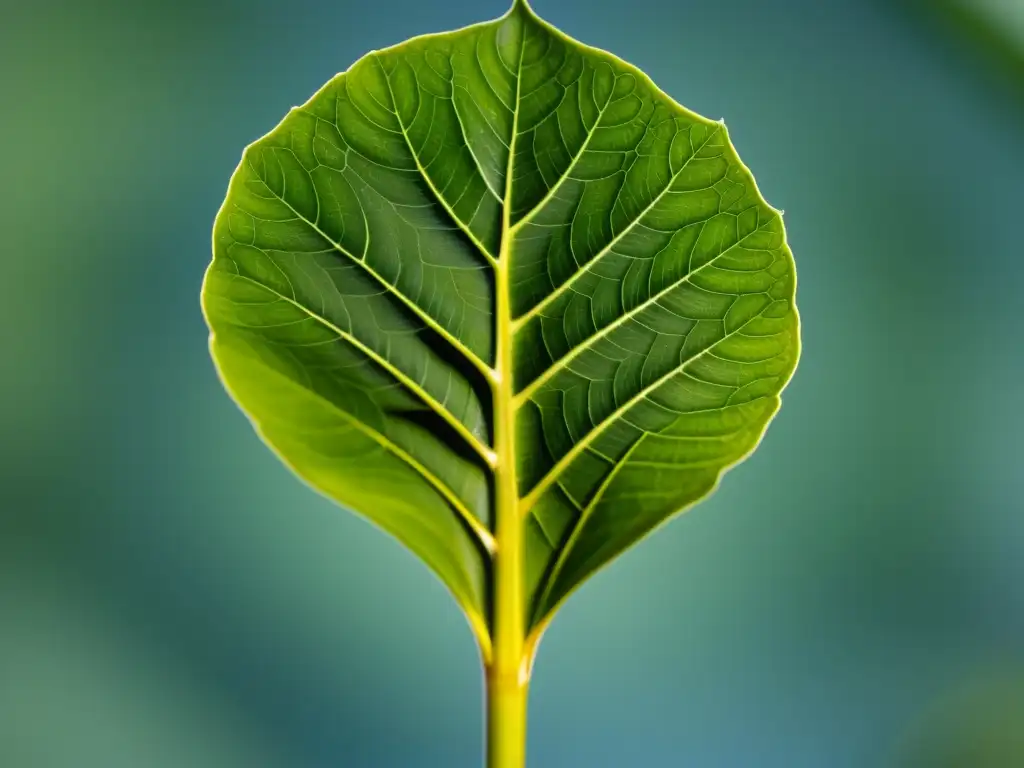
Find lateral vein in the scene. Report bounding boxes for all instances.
[230,334,497,554]
[228,272,498,469]
[518,303,774,513]
[528,436,645,626]
[513,214,775,404]
[247,161,499,385]
[510,124,722,331]
[508,99,612,232]
[375,55,501,269]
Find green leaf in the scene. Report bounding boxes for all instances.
[201,0,800,657]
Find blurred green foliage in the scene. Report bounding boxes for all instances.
[916,0,1024,87]
[896,667,1024,768]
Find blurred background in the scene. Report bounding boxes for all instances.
[2,0,1022,765]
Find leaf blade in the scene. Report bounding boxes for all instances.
[202,0,801,646]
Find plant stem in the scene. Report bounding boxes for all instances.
[486,663,529,768]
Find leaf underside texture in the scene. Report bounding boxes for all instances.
[202,0,800,648]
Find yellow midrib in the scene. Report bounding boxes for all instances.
[490,13,527,687]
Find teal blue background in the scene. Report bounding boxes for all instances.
[2,0,1023,765]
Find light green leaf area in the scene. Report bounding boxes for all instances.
[202,0,800,650]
